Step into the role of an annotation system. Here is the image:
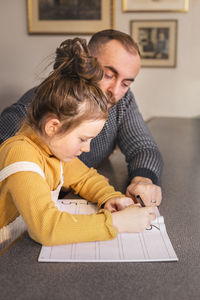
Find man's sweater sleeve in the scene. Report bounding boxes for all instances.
[117,90,163,185]
[0,87,36,144]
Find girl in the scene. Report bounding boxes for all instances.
[0,38,155,249]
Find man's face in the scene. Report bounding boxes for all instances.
[96,40,141,108]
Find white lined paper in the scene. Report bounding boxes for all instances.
[38,199,178,262]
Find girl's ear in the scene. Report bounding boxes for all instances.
[44,118,61,137]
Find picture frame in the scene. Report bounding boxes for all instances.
[123,0,189,12]
[27,0,114,35]
[130,20,177,68]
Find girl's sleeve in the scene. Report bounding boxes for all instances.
[2,143,119,246]
[7,171,118,246]
[63,158,125,208]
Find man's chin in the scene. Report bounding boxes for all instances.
[108,101,117,109]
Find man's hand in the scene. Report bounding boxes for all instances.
[126,176,162,207]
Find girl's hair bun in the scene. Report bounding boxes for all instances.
[53,38,103,83]
[27,38,108,135]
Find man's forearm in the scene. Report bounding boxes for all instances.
[127,150,163,186]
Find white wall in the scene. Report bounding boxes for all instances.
[116,0,200,120]
[0,0,200,120]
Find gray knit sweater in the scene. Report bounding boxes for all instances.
[0,87,163,185]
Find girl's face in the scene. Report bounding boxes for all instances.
[46,119,105,162]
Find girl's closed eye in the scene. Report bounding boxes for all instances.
[80,138,88,143]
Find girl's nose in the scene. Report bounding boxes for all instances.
[81,141,91,153]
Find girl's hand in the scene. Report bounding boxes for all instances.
[104,197,134,213]
[112,205,156,233]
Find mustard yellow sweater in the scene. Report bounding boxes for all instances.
[0,123,123,246]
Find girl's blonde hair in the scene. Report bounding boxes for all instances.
[27,38,108,135]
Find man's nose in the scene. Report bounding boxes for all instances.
[107,81,121,98]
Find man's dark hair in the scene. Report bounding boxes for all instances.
[88,29,140,56]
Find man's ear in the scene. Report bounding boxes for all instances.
[44,118,61,137]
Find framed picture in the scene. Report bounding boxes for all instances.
[123,0,189,12]
[27,0,114,35]
[130,20,177,68]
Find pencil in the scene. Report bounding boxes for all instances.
[136,195,145,207]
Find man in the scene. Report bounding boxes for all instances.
[0,29,163,206]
